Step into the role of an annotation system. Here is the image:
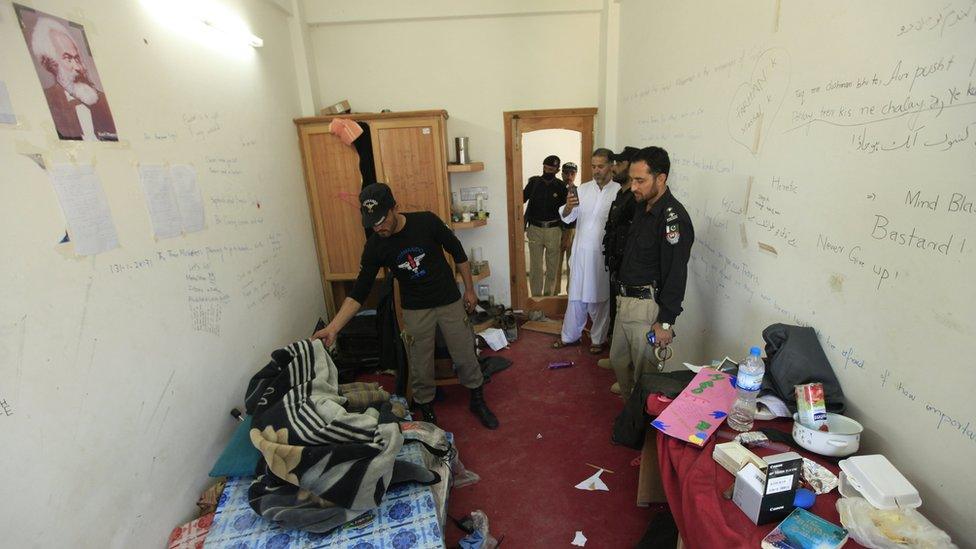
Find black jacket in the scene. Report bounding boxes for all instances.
[603,185,636,274]
[760,324,847,413]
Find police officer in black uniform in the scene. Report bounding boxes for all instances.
[608,146,695,397]
[523,155,567,296]
[599,147,639,375]
[611,146,639,185]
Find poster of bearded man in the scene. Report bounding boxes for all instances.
[15,4,119,142]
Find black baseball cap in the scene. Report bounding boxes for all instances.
[543,155,561,168]
[360,183,396,227]
[612,146,640,163]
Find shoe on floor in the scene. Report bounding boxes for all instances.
[597,358,612,370]
[470,386,499,430]
[610,382,621,395]
[416,402,437,425]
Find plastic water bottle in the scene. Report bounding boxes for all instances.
[727,346,765,432]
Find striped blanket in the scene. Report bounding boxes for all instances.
[244,339,448,533]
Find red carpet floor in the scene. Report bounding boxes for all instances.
[430,329,655,547]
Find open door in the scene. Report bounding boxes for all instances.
[504,108,597,315]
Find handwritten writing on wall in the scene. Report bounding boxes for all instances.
[728,48,791,154]
[104,232,287,335]
[786,51,976,155]
[894,0,976,39]
[183,112,221,141]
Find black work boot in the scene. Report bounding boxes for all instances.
[469,386,499,430]
[416,402,437,425]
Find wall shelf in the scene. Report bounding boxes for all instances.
[447,162,484,173]
[451,218,488,230]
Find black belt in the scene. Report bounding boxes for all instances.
[618,283,657,299]
[527,219,561,229]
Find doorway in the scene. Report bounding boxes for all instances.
[503,108,597,315]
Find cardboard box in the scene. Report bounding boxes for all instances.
[321,99,351,115]
[733,451,802,525]
[713,441,766,475]
[637,430,668,506]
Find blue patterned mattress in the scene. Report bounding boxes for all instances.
[204,442,445,549]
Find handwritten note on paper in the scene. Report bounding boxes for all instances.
[170,164,204,233]
[0,80,16,125]
[48,164,119,255]
[651,369,738,446]
[138,165,182,239]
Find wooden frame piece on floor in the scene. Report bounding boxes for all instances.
[503,108,597,315]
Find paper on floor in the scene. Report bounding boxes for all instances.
[478,328,509,351]
[571,531,587,546]
[574,469,609,491]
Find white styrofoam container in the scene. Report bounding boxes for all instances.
[838,455,921,509]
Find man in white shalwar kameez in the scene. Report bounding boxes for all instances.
[553,149,620,353]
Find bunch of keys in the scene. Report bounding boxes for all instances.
[646,329,674,372]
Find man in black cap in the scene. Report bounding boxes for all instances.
[313,183,499,429]
[598,146,640,375]
[608,147,694,398]
[522,155,567,296]
[611,146,639,185]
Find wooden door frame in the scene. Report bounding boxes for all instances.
[504,108,597,314]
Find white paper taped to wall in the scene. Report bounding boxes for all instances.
[48,164,119,255]
[138,164,205,237]
[0,81,16,125]
[170,164,205,233]
[138,164,183,239]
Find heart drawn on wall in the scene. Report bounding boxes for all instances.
[727,48,792,155]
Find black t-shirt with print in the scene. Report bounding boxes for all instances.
[349,211,467,310]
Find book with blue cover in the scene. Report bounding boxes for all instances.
[761,508,848,549]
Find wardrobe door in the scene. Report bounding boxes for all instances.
[369,115,451,221]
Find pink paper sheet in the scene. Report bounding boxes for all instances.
[651,369,737,446]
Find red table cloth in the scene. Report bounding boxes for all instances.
[647,395,862,548]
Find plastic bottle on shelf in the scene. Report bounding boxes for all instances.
[727,346,765,432]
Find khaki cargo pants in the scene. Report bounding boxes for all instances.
[401,298,483,404]
[609,295,662,398]
[526,224,562,296]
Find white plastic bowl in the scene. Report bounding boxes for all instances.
[792,412,862,457]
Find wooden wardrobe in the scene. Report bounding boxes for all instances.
[295,110,454,316]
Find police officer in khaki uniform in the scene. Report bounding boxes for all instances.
[609,147,695,397]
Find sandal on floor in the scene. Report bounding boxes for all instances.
[552,339,580,349]
[589,344,604,354]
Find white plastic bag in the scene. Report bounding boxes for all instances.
[837,497,956,549]
[458,510,498,549]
